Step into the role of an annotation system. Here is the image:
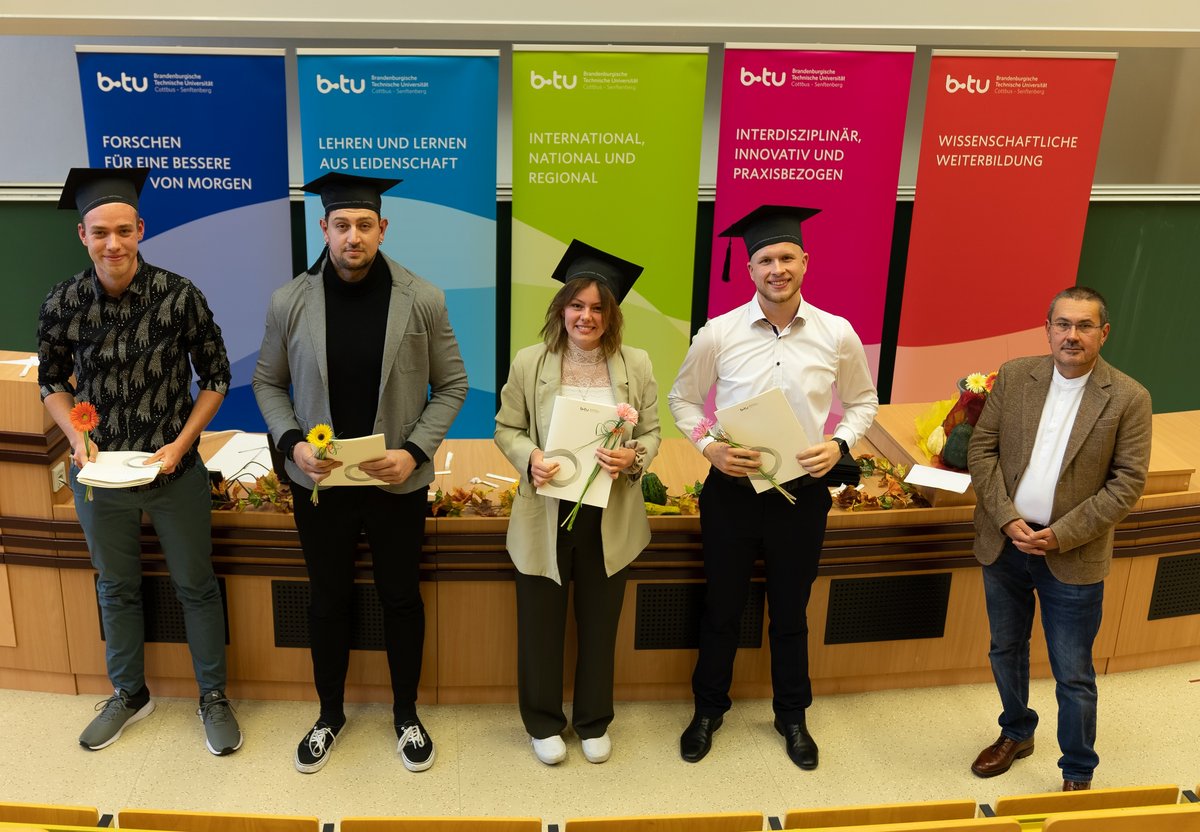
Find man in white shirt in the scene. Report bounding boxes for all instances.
[669,204,879,769]
[967,286,1151,792]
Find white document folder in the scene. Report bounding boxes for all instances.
[714,387,812,494]
[536,396,621,508]
[77,452,164,489]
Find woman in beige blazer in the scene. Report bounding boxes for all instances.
[495,240,660,766]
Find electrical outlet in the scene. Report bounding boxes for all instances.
[51,461,67,492]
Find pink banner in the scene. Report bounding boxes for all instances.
[709,45,915,397]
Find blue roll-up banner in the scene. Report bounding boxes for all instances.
[296,49,500,438]
[75,47,290,432]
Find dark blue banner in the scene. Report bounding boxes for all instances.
[76,47,291,432]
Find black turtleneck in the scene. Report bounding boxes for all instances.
[324,254,390,439]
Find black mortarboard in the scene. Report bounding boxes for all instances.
[58,167,149,216]
[302,172,403,214]
[716,204,821,282]
[550,240,644,304]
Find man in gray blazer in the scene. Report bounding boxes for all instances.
[967,286,1151,792]
[252,173,467,775]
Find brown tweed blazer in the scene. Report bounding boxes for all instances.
[967,354,1152,584]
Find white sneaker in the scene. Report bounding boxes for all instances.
[581,733,611,763]
[530,734,567,765]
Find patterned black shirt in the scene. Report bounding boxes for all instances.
[37,256,231,486]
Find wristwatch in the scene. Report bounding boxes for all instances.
[831,436,850,457]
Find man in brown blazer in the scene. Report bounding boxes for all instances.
[967,286,1151,792]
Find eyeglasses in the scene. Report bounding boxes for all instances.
[1050,320,1102,334]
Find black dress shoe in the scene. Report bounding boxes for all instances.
[774,717,818,770]
[680,714,723,763]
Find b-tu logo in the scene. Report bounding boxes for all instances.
[316,73,365,94]
[529,69,577,90]
[96,71,148,93]
[740,67,786,87]
[945,74,991,94]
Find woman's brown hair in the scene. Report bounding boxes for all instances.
[540,277,624,356]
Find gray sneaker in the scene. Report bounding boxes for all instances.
[198,690,243,756]
[79,690,155,750]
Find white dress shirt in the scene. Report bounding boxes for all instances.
[1013,367,1092,526]
[669,295,879,453]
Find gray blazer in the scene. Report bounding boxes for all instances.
[968,355,1152,584]
[495,344,661,584]
[252,253,468,495]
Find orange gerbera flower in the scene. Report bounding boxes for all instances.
[69,401,100,433]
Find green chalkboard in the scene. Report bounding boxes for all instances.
[1077,202,1200,414]
[0,202,93,353]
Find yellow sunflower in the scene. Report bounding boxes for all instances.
[964,373,989,394]
[306,424,334,450]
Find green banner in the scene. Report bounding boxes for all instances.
[511,47,708,437]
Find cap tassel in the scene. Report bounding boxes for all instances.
[306,245,328,276]
[721,238,732,283]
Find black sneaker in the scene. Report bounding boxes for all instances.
[396,719,435,772]
[295,721,342,774]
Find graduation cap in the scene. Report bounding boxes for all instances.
[716,204,821,282]
[302,172,403,214]
[550,239,644,304]
[58,167,149,216]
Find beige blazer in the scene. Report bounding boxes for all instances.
[495,344,661,584]
[968,355,1152,584]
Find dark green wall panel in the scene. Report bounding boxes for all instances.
[1077,202,1200,413]
[1,202,92,353]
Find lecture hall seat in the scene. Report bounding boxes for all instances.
[784,799,977,828]
[0,803,100,827]
[795,818,1019,832]
[1040,802,1200,831]
[989,783,1180,817]
[117,808,320,832]
[340,819,541,832]
[563,811,765,832]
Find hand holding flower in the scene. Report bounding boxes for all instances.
[702,440,761,478]
[294,441,342,481]
[595,444,636,478]
[304,424,340,505]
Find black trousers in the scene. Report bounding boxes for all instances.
[291,482,428,725]
[513,503,629,740]
[691,469,831,723]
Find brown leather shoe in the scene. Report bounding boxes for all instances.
[970,735,1035,777]
[1063,779,1092,791]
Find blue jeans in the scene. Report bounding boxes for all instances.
[982,540,1104,782]
[73,462,227,696]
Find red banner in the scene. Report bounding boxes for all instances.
[891,51,1116,403]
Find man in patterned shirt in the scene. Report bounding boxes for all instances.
[37,167,242,756]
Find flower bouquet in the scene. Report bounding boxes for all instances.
[914,371,996,471]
